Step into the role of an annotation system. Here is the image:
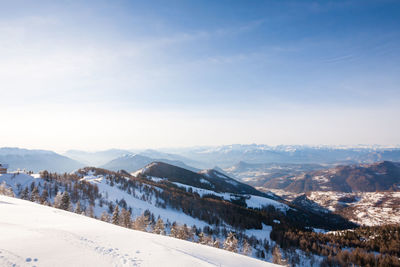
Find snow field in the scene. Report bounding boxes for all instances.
[0,195,277,267]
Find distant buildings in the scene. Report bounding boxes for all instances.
[0,163,8,174]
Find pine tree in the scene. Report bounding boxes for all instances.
[241,239,252,256]
[54,192,63,208]
[120,208,132,228]
[272,245,285,265]
[86,205,94,218]
[198,232,212,245]
[170,222,179,238]
[20,187,29,200]
[152,218,165,235]
[177,224,191,240]
[112,205,120,225]
[30,186,40,202]
[41,189,49,203]
[224,232,238,252]
[198,232,205,244]
[0,182,14,197]
[59,192,71,210]
[213,238,221,248]
[74,202,82,214]
[100,211,110,222]
[133,213,149,231]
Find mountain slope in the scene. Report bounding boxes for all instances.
[135,162,269,197]
[261,161,400,193]
[139,149,205,169]
[0,147,84,172]
[0,195,274,267]
[101,154,154,172]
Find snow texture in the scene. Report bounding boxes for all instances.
[0,195,276,267]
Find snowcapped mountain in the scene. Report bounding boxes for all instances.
[0,147,84,172]
[0,195,276,267]
[101,154,199,173]
[64,149,132,166]
[173,144,400,167]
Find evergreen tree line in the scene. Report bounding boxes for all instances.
[271,224,400,266]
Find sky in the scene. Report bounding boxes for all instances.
[0,0,399,152]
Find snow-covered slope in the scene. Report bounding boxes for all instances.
[0,171,277,243]
[0,196,275,267]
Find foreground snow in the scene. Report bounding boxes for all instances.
[0,196,276,267]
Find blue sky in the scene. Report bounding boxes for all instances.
[0,0,399,151]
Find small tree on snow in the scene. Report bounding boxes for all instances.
[272,245,286,265]
[86,205,94,218]
[60,192,71,211]
[0,182,15,197]
[74,202,82,214]
[198,232,212,246]
[54,192,62,208]
[152,218,165,235]
[176,224,193,240]
[100,211,110,222]
[241,239,252,256]
[120,208,132,228]
[41,189,49,203]
[20,187,29,200]
[133,213,149,232]
[213,238,221,248]
[223,232,238,252]
[112,205,120,225]
[170,222,179,238]
[30,186,40,203]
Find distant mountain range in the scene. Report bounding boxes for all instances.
[3,145,400,179]
[173,144,400,167]
[101,154,199,173]
[64,149,203,169]
[64,149,132,166]
[255,161,400,193]
[0,147,84,173]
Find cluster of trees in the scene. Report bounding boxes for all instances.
[0,181,15,197]
[272,224,400,266]
[96,204,256,256]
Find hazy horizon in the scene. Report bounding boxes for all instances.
[1,1,399,151]
[2,143,400,155]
